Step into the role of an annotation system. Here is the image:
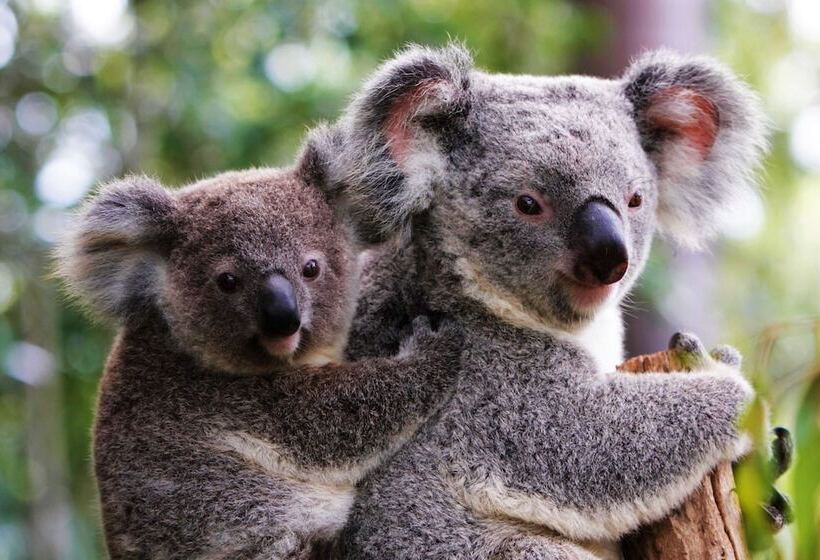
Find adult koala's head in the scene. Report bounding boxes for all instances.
[327,44,766,332]
[58,134,359,374]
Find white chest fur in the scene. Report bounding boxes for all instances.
[573,304,624,373]
[451,249,624,373]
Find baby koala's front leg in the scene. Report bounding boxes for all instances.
[271,316,463,470]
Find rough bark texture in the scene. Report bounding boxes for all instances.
[617,351,749,560]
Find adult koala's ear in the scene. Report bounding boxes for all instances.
[331,43,473,243]
[56,176,179,322]
[623,50,768,248]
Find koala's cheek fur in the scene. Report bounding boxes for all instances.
[161,267,265,375]
[293,242,361,367]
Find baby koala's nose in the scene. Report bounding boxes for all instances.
[570,199,629,286]
[258,274,301,338]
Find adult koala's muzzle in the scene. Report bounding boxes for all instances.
[569,199,629,286]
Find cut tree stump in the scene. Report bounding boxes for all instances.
[617,350,749,560]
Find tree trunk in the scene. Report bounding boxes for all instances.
[617,351,749,560]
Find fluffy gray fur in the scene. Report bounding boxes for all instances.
[323,44,766,558]
[56,139,462,559]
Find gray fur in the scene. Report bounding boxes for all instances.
[323,44,766,558]
[623,49,768,248]
[56,140,462,559]
[57,175,179,321]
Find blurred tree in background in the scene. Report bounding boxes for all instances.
[0,0,817,558]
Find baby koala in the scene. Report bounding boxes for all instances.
[57,137,462,559]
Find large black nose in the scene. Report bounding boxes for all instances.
[258,275,301,337]
[570,199,629,286]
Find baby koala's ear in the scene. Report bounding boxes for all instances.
[56,175,179,322]
[622,50,768,249]
[325,43,473,243]
[297,123,343,197]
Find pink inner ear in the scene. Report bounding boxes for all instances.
[646,86,720,159]
[383,79,442,166]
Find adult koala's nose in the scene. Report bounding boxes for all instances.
[258,274,301,337]
[569,199,629,286]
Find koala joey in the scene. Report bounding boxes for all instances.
[319,45,769,559]
[56,141,463,559]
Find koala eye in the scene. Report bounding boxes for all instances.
[216,272,240,293]
[515,194,543,216]
[628,191,643,209]
[302,259,320,280]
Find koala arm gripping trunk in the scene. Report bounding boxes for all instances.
[473,353,752,542]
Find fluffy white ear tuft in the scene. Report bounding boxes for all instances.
[623,50,769,249]
[55,175,178,322]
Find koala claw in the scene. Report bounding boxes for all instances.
[668,331,706,355]
[668,332,709,369]
[770,426,793,479]
[763,487,793,532]
[758,428,794,534]
[411,315,434,337]
[410,315,463,352]
[710,344,742,368]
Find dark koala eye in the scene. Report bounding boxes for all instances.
[302,259,320,280]
[515,194,543,216]
[628,191,643,209]
[216,272,240,293]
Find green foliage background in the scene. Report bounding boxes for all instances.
[0,0,817,558]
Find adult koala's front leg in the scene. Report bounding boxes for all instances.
[663,334,794,533]
[454,337,755,543]
[571,359,753,539]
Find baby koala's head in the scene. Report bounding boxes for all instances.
[58,134,359,374]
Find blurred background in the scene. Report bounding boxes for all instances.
[0,0,818,558]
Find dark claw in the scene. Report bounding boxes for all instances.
[770,426,794,479]
[668,332,706,354]
[762,488,793,532]
[427,311,446,331]
[411,315,433,337]
[710,344,742,368]
[668,332,708,369]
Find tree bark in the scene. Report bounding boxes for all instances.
[617,351,749,560]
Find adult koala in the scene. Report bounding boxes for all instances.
[322,45,767,558]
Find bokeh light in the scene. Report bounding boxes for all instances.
[0,2,17,68]
[15,92,58,136]
[789,105,820,172]
[68,0,134,47]
[787,0,820,44]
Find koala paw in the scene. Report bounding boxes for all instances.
[755,427,794,533]
[770,426,793,479]
[668,331,709,369]
[763,487,794,532]
[401,315,464,359]
[669,332,753,400]
[669,331,747,372]
[710,344,743,369]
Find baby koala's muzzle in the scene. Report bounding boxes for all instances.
[258,274,301,338]
[569,199,629,286]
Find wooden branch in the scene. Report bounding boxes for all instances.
[617,350,749,560]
